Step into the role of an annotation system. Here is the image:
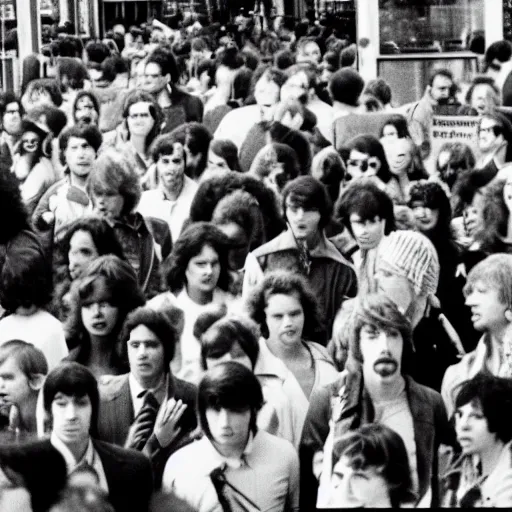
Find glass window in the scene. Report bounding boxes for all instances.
[379,0,484,54]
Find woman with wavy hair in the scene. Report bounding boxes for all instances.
[148,222,234,383]
[65,254,145,377]
[246,270,338,411]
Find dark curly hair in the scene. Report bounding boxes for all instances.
[164,222,232,293]
[246,270,324,341]
[474,178,511,255]
[189,171,286,241]
[0,164,30,244]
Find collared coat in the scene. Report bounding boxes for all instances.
[40,438,153,512]
[97,371,197,487]
[243,229,358,344]
[299,364,456,511]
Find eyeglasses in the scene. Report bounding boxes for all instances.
[128,112,151,119]
[478,125,497,135]
[346,159,379,171]
[4,108,20,115]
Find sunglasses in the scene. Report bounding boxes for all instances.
[346,158,379,172]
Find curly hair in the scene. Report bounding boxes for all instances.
[122,90,163,152]
[212,189,265,249]
[473,178,511,254]
[164,222,232,293]
[87,149,142,216]
[246,270,325,341]
[189,171,286,241]
[0,165,30,244]
[65,255,145,364]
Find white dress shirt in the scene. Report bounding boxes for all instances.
[50,433,109,493]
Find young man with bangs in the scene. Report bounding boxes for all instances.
[243,176,357,343]
[162,362,299,512]
[41,362,153,512]
[442,253,512,419]
[336,179,396,295]
[299,293,455,510]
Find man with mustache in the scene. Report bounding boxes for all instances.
[299,293,455,510]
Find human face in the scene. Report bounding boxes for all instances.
[205,342,253,371]
[296,42,321,64]
[410,203,440,233]
[264,292,305,347]
[207,149,230,173]
[51,393,92,446]
[346,149,380,180]
[92,189,124,223]
[216,222,249,271]
[429,75,452,104]
[81,278,119,337]
[350,214,386,250]
[157,144,186,192]
[127,101,155,138]
[254,74,280,121]
[281,71,309,103]
[68,230,100,280]
[2,102,22,135]
[65,136,96,178]
[0,357,32,408]
[144,62,169,94]
[383,137,412,176]
[330,456,390,508]
[27,87,54,108]
[127,325,166,385]
[463,191,485,238]
[75,96,98,125]
[286,201,321,243]
[381,124,398,139]
[465,279,509,333]
[455,401,496,456]
[470,84,496,116]
[205,407,251,452]
[185,244,221,296]
[359,323,403,381]
[375,268,415,318]
[478,117,501,153]
[21,131,40,154]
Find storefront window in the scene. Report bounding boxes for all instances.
[379,0,484,54]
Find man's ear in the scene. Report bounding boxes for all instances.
[28,373,46,391]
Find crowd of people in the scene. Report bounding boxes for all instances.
[3,9,512,511]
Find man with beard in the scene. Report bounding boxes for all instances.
[138,134,198,243]
[299,293,455,510]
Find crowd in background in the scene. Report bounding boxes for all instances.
[2,9,512,511]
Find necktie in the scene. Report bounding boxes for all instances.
[127,390,159,451]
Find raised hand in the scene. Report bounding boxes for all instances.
[154,397,188,448]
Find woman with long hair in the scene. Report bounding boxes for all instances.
[65,254,145,377]
[148,222,234,383]
[52,216,125,320]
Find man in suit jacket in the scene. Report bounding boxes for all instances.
[97,307,198,487]
[42,361,153,512]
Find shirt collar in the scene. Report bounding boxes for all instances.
[129,372,168,404]
[50,433,109,493]
[202,432,255,472]
[254,338,290,381]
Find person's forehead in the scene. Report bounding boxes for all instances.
[129,101,151,112]
[302,42,320,53]
[480,117,498,128]
[67,136,90,146]
[128,324,162,344]
[145,61,162,73]
[160,143,185,159]
[0,355,22,374]
[432,75,452,87]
